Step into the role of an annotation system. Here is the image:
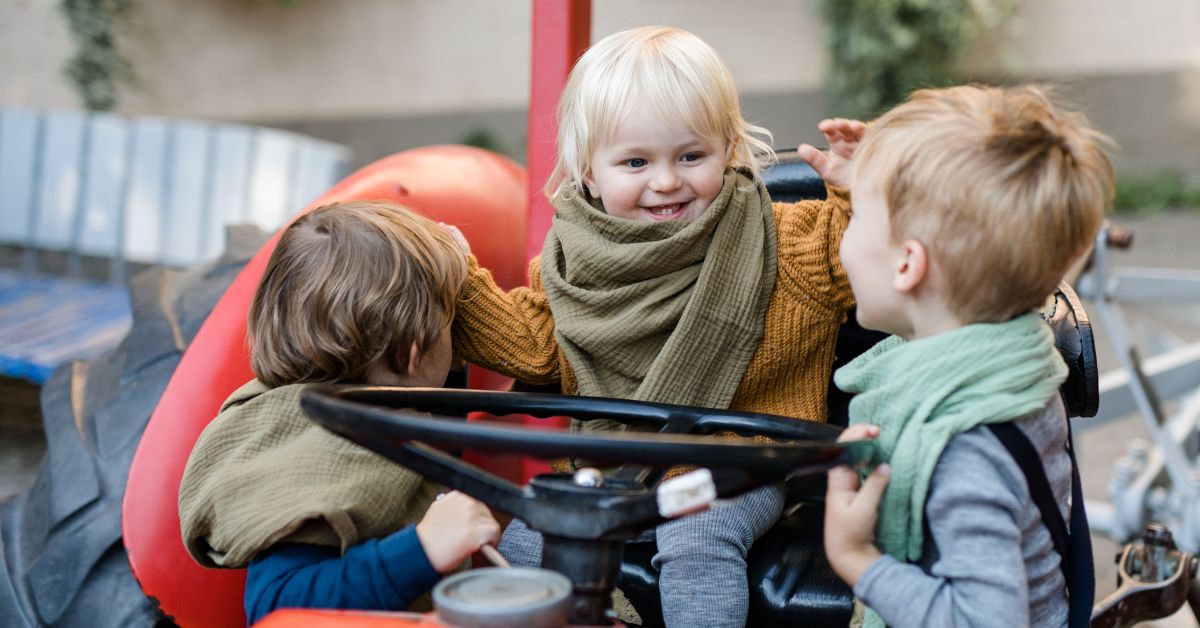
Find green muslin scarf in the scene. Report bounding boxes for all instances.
[179,380,441,572]
[834,312,1067,628]
[540,169,777,425]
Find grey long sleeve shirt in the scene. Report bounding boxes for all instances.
[854,396,1072,628]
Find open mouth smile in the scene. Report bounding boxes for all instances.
[642,202,689,219]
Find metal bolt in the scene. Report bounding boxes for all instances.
[1127,439,1150,466]
[1110,457,1137,491]
[573,467,604,488]
[1142,524,1177,582]
[1144,524,1175,548]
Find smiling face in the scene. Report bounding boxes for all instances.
[583,101,728,222]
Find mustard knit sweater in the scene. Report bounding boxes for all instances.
[452,188,854,424]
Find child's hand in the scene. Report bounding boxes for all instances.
[439,222,472,256]
[824,423,888,587]
[415,491,500,573]
[797,118,867,189]
[838,423,879,443]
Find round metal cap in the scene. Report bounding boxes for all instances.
[433,567,571,628]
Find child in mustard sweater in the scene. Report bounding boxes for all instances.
[451,26,862,628]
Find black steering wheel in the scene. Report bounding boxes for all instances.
[298,387,874,625]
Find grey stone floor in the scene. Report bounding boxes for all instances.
[0,210,1198,624]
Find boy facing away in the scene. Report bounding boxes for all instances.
[823,85,1114,628]
[178,202,500,624]
[451,25,863,628]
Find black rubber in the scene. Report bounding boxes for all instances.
[0,226,266,628]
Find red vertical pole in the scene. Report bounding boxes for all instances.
[526,0,591,262]
[507,0,590,481]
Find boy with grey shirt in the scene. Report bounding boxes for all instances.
[823,85,1113,628]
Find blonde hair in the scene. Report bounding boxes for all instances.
[248,201,467,387]
[546,26,775,199]
[853,84,1114,323]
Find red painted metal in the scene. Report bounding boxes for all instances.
[525,0,591,262]
[124,3,600,624]
[122,146,528,628]
[253,609,448,627]
[253,608,627,627]
[518,0,593,481]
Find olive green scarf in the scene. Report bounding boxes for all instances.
[179,380,441,570]
[540,170,777,424]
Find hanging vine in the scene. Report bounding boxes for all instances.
[818,0,1015,119]
[59,0,135,111]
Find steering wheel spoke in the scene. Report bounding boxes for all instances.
[299,385,874,534]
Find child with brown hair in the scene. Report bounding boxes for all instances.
[451,25,863,628]
[823,85,1114,628]
[178,201,500,624]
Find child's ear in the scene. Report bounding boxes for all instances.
[582,171,599,198]
[405,341,423,377]
[893,239,928,294]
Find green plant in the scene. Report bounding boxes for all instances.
[459,128,502,152]
[1113,172,1200,214]
[457,128,522,160]
[818,0,1014,119]
[59,0,305,111]
[60,0,135,111]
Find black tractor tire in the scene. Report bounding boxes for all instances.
[0,226,266,627]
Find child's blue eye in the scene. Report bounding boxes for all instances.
[681,152,704,162]
[626,158,648,168]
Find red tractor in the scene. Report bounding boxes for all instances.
[0,3,1182,627]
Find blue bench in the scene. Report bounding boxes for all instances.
[0,108,350,382]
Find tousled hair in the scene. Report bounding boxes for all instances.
[248,201,466,387]
[546,26,775,199]
[853,84,1114,323]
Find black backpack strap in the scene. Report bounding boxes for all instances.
[986,421,1094,628]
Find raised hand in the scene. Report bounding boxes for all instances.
[415,491,501,573]
[796,118,867,189]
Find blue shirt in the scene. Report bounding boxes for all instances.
[244,525,440,625]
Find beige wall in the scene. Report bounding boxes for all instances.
[2,0,1198,173]
[5,0,1196,120]
[972,0,1200,76]
[1,0,78,109]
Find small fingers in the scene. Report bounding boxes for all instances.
[826,465,862,494]
[837,424,880,443]
[854,464,891,508]
[817,118,867,148]
[796,143,831,177]
[480,518,501,546]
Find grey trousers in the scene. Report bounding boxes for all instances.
[497,483,785,628]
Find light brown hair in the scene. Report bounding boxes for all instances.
[853,84,1115,323]
[248,201,466,387]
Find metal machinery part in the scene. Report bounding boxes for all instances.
[1092,524,1200,627]
[1076,227,1200,550]
[433,567,573,628]
[298,386,875,626]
